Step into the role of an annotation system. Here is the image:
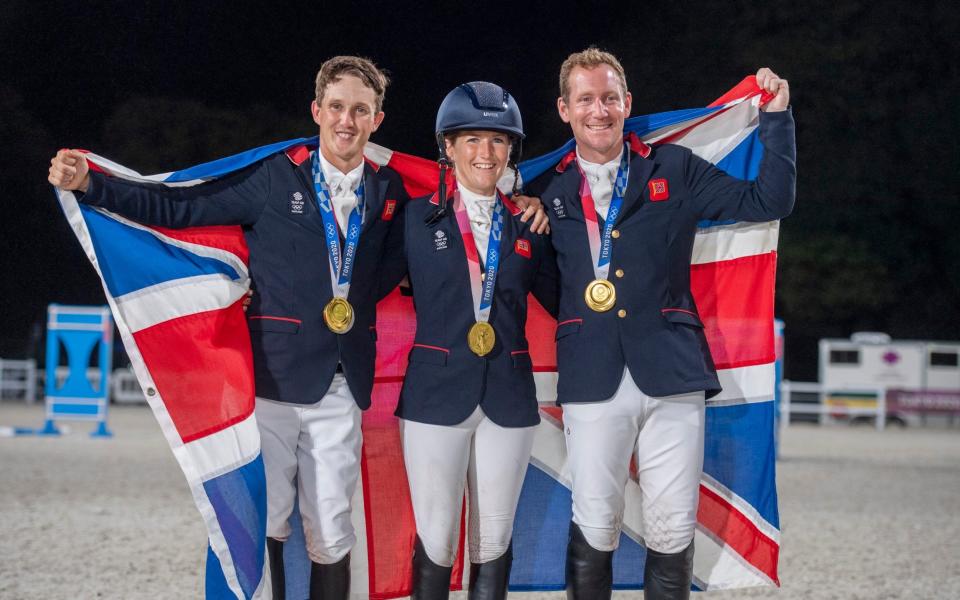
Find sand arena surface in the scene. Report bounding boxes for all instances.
[1,402,958,599]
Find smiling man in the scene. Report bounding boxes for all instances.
[524,48,796,599]
[48,56,409,600]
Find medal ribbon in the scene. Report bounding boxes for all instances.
[453,185,505,323]
[312,151,365,299]
[576,143,629,281]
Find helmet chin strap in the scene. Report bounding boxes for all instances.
[425,138,451,226]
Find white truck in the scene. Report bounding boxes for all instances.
[819,332,960,425]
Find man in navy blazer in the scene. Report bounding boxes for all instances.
[49,56,409,600]
[523,48,795,599]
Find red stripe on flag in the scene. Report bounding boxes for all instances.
[691,252,777,370]
[707,76,769,108]
[361,381,417,599]
[525,296,557,369]
[697,484,780,585]
[374,289,417,378]
[149,225,250,265]
[362,379,470,597]
[452,498,467,592]
[384,151,442,199]
[132,302,254,443]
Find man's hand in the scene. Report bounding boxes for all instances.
[756,68,789,112]
[513,194,551,234]
[48,149,91,192]
[242,289,253,312]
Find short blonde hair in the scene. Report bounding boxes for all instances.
[559,47,628,102]
[315,56,390,112]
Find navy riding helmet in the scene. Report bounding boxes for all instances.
[426,82,524,223]
[435,81,525,143]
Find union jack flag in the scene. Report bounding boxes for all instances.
[54,76,780,598]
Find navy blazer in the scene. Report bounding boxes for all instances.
[525,109,796,403]
[394,192,559,428]
[80,145,409,407]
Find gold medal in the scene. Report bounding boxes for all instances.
[467,321,496,357]
[584,279,616,312]
[323,298,355,334]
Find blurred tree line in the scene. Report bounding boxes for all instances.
[1,0,957,380]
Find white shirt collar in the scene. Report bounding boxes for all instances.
[318,150,364,195]
[458,184,497,207]
[576,146,623,182]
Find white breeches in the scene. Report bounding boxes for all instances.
[400,407,536,567]
[256,374,362,564]
[563,369,705,555]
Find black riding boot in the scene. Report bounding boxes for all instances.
[468,542,513,600]
[308,553,350,600]
[266,537,285,600]
[412,536,452,600]
[565,522,613,600]
[643,541,694,600]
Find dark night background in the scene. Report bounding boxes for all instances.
[2,0,957,380]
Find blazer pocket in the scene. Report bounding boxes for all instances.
[409,345,449,366]
[511,351,533,370]
[555,319,582,340]
[248,316,301,334]
[661,309,704,328]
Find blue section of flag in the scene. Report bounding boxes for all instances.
[511,464,648,591]
[202,454,268,599]
[703,402,780,528]
[165,137,316,182]
[715,128,763,181]
[510,464,572,589]
[282,491,311,600]
[80,204,240,297]
[205,544,235,599]
[697,128,763,229]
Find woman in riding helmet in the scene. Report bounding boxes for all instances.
[394,82,558,600]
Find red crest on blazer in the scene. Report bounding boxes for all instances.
[648,178,670,201]
[515,238,532,258]
[381,199,397,220]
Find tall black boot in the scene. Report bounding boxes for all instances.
[412,535,452,600]
[565,522,613,600]
[266,537,285,600]
[468,542,513,600]
[643,541,694,600]
[308,553,350,600]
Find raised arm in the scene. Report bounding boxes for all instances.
[48,149,268,228]
[689,67,796,223]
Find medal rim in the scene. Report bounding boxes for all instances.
[584,279,616,312]
[467,321,496,356]
[323,297,355,334]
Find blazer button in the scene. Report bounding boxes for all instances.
[615,269,624,278]
[617,309,627,318]
[611,229,621,239]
